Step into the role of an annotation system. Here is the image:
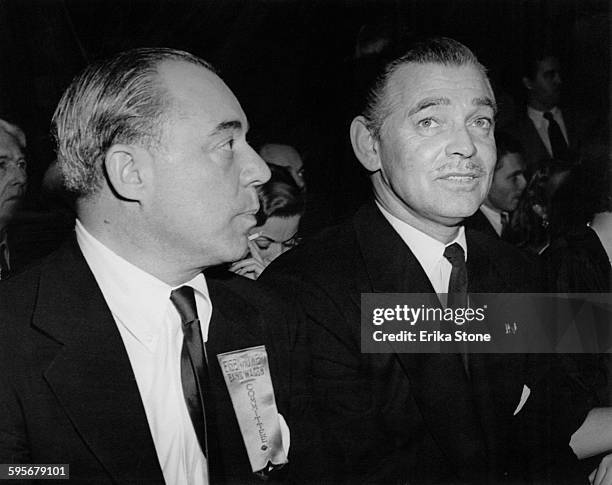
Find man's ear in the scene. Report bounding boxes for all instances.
[522,76,533,90]
[350,116,382,172]
[104,144,149,201]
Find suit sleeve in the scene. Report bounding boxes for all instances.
[0,360,31,463]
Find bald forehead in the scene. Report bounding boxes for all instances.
[259,144,302,168]
[0,128,24,152]
[157,59,235,112]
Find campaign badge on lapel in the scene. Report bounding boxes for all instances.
[217,345,288,478]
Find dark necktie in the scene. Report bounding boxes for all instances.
[0,243,9,281]
[444,243,470,373]
[444,243,468,309]
[170,286,210,458]
[543,111,570,161]
[500,212,510,240]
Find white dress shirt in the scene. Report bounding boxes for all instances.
[527,105,569,157]
[376,203,468,299]
[479,205,505,237]
[76,219,211,485]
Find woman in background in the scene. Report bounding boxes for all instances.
[230,163,304,280]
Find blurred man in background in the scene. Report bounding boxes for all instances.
[0,118,27,280]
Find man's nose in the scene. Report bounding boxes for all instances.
[445,126,476,159]
[8,162,27,186]
[241,145,271,186]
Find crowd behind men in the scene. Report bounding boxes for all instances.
[0,35,610,485]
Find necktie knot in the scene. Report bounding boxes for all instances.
[170,286,198,325]
[443,242,465,268]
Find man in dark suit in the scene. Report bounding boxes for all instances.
[0,48,319,484]
[508,51,577,175]
[465,131,527,239]
[0,118,27,280]
[262,38,596,484]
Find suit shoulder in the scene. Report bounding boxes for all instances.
[206,272,298,327]
[0,259,49,363]
[264,220,358,280]
[467,228,542,286]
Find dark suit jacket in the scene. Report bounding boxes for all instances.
[464,208,499,239]
[261,201,595,485]
[0,237,321,484]
[507,110,578,175]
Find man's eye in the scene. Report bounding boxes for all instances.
[472,118,492,130]
[417,118,440,129]
[221,139,235,151]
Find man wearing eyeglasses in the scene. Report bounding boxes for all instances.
[0,119,27,281]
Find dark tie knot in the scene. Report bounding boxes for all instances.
[443,243,465,268]
[170,286,199,325]
[543,111,554,122]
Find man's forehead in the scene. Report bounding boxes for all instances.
[260,144,302,168]
[0,129,23,154]
[390,62,494,106]
[158,59,245,125]
[537,56,560,74]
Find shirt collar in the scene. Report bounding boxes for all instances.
[376,202,467,272]
[75,219,212,350]
[527,105,561,128]
[479,204,504,237]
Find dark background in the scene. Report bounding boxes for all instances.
[0,0,608,224]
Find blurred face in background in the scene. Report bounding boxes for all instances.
[0,129,27,229]
[485,152,527,212]
[524,56,562,111]
[259,144,306,190]
[250,214,301,263]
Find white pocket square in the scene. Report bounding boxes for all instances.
[513,385,531,416]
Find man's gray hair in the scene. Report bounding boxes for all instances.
[52,47,215,196]
[0,119,26,149]
[363,37,489,140]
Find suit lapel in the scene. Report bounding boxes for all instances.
[465,231,526,469]
[353,203,487,478]
[32,239,163,483]
[353,202,435,294]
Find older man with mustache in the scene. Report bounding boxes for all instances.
[262,37,597,484]
[0,119,27,280]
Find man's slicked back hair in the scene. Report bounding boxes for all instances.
[494,131,525,170]
[362,37,489,140]
[52,47,215,196]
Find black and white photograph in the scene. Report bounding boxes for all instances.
[0,0,610,483]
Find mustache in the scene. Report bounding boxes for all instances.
[436,160,487,176]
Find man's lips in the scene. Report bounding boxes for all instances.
[438,171,483,181]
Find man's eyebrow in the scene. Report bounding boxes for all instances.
[210,120,243,136]
[407,97,450,117]
[473,97,497,114]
